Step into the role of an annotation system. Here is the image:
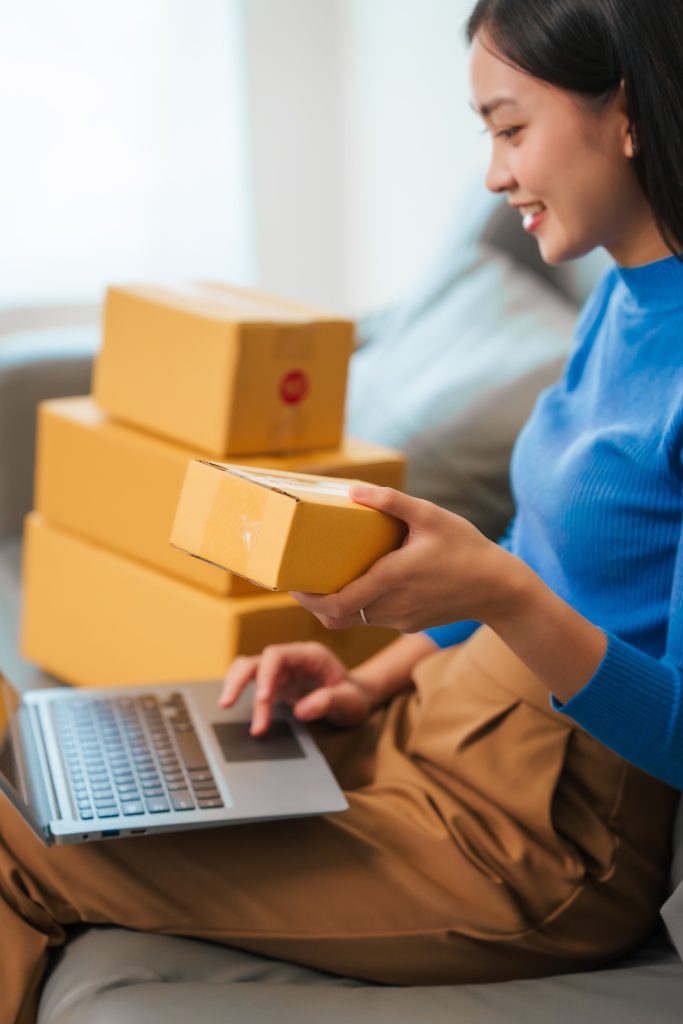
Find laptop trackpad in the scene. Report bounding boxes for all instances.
[212,721,305,762]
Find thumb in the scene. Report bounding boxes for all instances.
[349,483,427,527]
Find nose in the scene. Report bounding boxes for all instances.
[485,146,517,195]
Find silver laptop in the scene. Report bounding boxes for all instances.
[0,676,348,845]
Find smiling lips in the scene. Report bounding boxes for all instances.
[518,201,547,232]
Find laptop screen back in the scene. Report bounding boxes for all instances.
[0,676,24,805]
[0,677,50,843]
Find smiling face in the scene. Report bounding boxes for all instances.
[469,31,669,267]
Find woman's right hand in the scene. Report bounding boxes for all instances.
[219,642,375,736]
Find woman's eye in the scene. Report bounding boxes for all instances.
[494,126,522,140]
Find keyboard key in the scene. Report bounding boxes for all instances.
[198,797,224,809]
[146,797,170,814]
[95,805,119,818]
[121,801,145,816]
[174,731,208,771]
[188,769,213,783]
[91,782,114,798]
[170,791,195,811]
[79,808,95,819]
[193,788,220,801]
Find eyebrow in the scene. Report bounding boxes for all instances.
[471,97,519,118]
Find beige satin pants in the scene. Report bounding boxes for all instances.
[0,627,678,1024]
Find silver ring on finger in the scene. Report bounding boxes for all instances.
[359,607,369,626]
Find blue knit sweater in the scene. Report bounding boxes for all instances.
[425,254,683,790]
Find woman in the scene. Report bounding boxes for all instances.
[2,1,682,1020]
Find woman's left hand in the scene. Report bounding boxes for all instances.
[290,484,519,634]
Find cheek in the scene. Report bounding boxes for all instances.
[510,134,562,197]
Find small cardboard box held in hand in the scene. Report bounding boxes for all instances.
[93,282,354,457]
[171,463,407,594]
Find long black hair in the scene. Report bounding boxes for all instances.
[467,0,683,256]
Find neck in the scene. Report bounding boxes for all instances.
[607,207,675,268]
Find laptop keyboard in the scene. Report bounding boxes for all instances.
[51,693,224,821]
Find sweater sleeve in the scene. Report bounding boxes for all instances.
[422,519,516,650]
[552,516,683,790]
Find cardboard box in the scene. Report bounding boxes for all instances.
[34,396,406,596]
[21,514,397,687]
[93,282,354,456]
[172,463,407,593]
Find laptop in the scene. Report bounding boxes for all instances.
[0,674,348,845]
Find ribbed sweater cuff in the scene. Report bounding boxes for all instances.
[551,631,681,751]
[422,620,480,649]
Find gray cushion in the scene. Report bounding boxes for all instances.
[347,242,577,470]
[0,326,97,541]
[36,926,683,1024]
[661,809,683,961]
[662,883,683,965]
[402,355,565,537]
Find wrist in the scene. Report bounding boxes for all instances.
[479,548,538,631]
[349,632,435,710]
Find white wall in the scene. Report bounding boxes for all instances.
[243,0,349,311]
[244,0,489,315]
[0,0,255,307]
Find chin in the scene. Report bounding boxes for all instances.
[536,231,595,266]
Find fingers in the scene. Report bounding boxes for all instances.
[290,546,404,626]
[219,655,259,708]
[288,493,434,628]
[220,642,345,737]
[292,686,335,722]
[250,644,287,735]
[348,484,430,526]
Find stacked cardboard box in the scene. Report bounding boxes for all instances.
[22,283,405,687]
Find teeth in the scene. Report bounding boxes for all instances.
[519,202,545,217]
[521,202,546,230]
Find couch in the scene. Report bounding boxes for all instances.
[1,185,682,1022]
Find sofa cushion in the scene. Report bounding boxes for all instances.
[400,355,565,538]
[661,806,683,961]
[662,882,683,965]
[346,243,577,535]
[0,326,97,540]
[36,925,683,1024]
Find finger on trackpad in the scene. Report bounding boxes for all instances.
[211,721,305,762]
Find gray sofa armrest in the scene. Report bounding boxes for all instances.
[0,337,95,541]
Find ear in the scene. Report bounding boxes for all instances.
[615,81,637,158]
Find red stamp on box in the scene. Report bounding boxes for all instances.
[279,369,309,405]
